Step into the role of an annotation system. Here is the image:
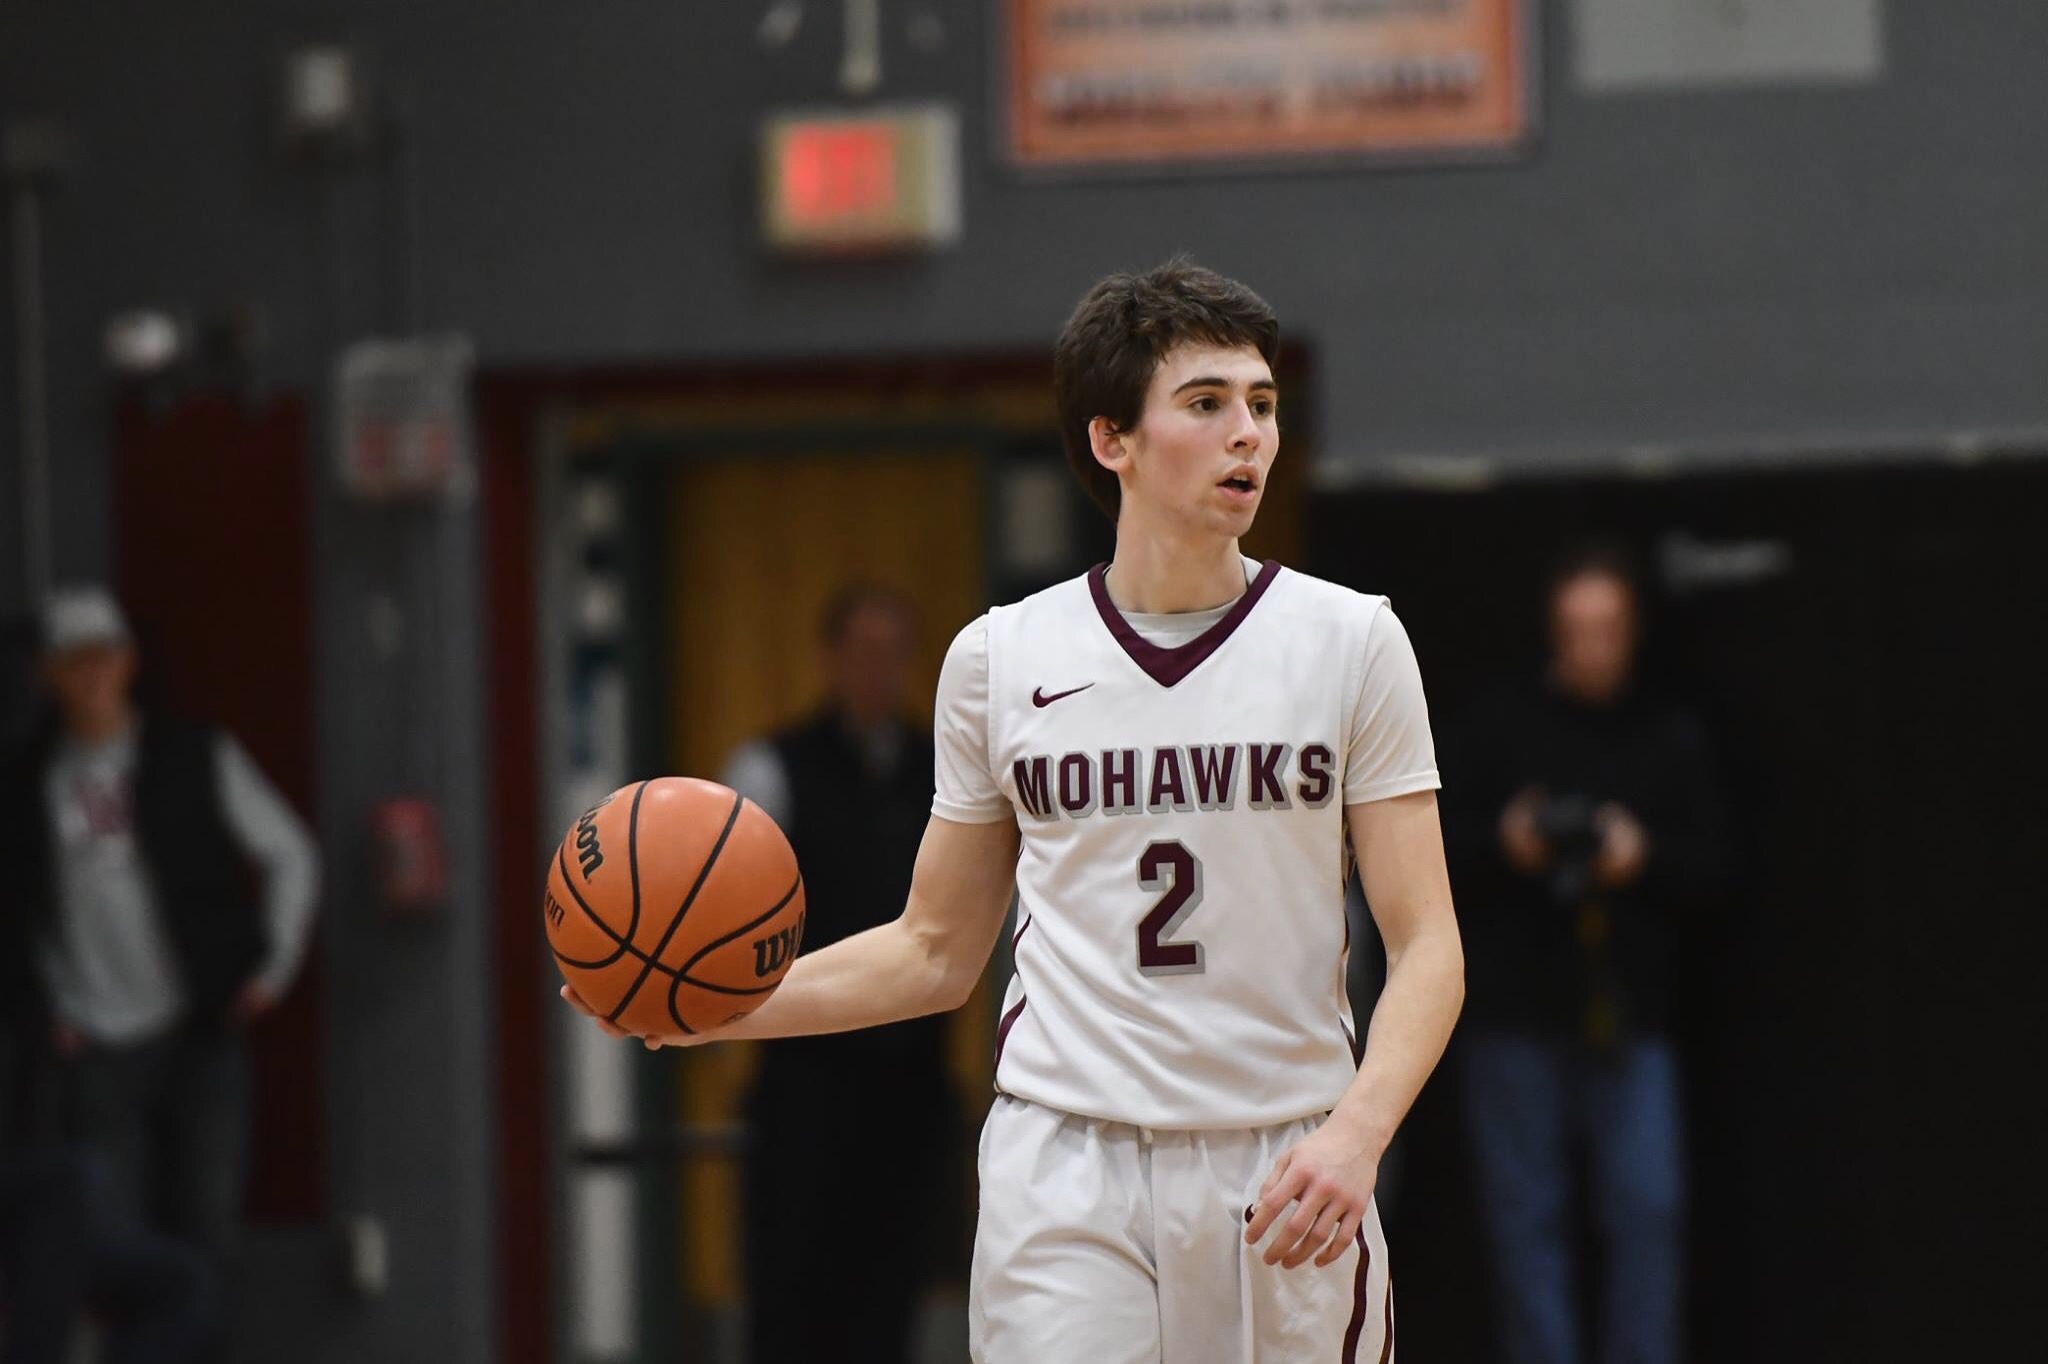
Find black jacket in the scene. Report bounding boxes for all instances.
[0,713,267,1038]
[750,710,947,1105]
[1442,682,1728,1039]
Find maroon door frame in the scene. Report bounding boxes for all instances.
[476,378,548,1363]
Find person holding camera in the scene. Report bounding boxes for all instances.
[1444,547,1725,1364]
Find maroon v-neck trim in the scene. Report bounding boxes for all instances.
[1087,558,1282,688]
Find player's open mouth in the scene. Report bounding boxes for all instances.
[1218,471,1259,496]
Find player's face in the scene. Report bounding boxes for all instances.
[1550,573,1637,704]
[1117,344,1278,539]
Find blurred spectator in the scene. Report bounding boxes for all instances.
[0,585,320,1273]
[0,1147,218,1364]
[719,585,954,1364]
[1,987,218,1363]
[1443,547,1726,1364]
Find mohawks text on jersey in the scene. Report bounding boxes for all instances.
[1009,741,1338,821]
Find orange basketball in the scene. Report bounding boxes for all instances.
[544,778,805,1038]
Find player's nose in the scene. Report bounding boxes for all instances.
[1227,399,1262,451]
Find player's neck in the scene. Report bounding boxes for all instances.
[1104,518,1246,615]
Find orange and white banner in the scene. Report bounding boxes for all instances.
[1007,0,1533,168]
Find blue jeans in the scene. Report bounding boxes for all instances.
[1461,1030,1687,1364]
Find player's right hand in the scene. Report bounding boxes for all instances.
[558,984,704,1050]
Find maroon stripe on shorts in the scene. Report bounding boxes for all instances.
[1342,1227,1372,1361]
[1380,1272,1395,1364]
[1012,914,1033,949]
[993,995,1029,1073]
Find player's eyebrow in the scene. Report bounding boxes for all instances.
[1172,376,1278,396]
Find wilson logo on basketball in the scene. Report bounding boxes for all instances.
[752,910,805,979]
[574,796,612,878]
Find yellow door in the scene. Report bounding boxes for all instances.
[663,446,990,1308]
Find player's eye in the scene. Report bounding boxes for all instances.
[1191,396,1220,412]
[1253,399,1275,417]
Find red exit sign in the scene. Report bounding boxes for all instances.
[761,104,960,254]
[782,123,898,222]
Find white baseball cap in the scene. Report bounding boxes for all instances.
[42,584,133,651]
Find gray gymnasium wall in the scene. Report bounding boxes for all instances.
[4,0,2047,599]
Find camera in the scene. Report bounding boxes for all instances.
[1535,792,1601,907]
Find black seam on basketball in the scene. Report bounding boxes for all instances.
[548,933,655,970]
[667,988,697,1036]
[552,933,655,966]
[606,790,744,1026]
[665,869,799,1026]
[556,947,698,1037]
[548,780,664,970]
[554,843,635,970]
[676,872,802,981]
[548,940,638,970]
[625,779,649,948]
[675,977,782,997]
[551,942,673,977]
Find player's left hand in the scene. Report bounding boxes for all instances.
[1244,1115,1380,1270]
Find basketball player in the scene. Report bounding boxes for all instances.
[563,260,1464,1362]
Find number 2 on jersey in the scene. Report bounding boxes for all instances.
[1136,841,1205,976]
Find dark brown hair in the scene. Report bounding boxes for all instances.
[1053,258,1280,520]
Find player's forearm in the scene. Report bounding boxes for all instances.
[699,914,966,1042]
[683,815,1016,1046]
[1330,921,1464,1159]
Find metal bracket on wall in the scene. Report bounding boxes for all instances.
[758,0,948,93]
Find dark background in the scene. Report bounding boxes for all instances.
[1315,459,2047,1361]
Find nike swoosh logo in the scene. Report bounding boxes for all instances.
[1031,683,1096,708]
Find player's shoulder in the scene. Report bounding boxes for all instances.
[943,576,1089,671]
[984,569,1096,632]
[941,610,991,672]
[1267,562,1392,630]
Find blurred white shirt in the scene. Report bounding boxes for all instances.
[41,726,320,1043]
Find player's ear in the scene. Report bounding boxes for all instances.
[1088,416,1131,474]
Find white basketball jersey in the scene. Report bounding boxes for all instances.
[934,559,1440,1130]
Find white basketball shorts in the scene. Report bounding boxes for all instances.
[970,1095,1395,1363]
